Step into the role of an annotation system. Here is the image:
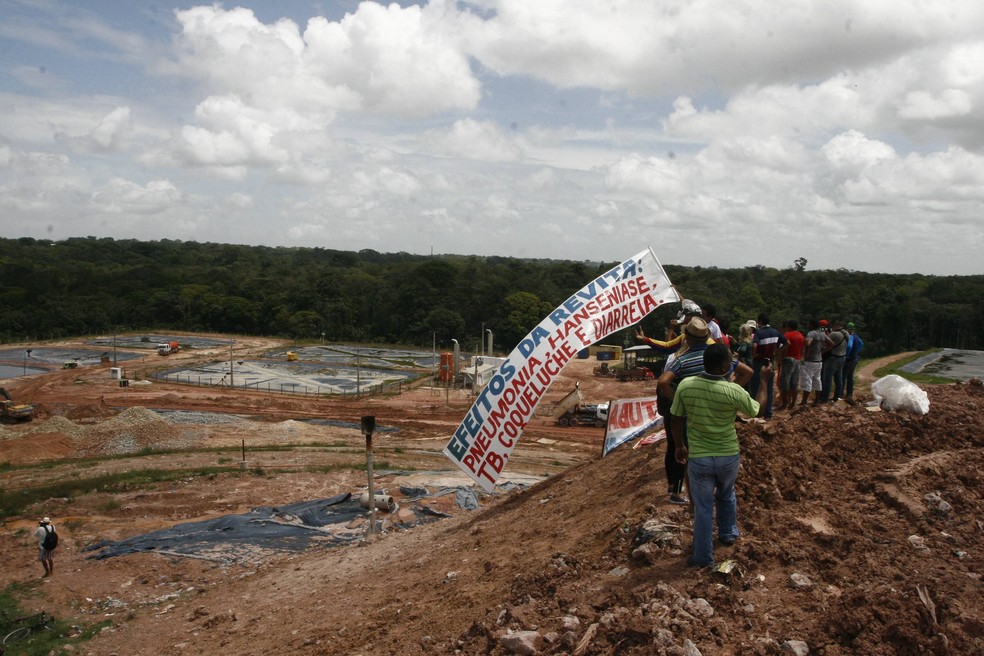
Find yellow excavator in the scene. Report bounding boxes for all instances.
[0,388,34,421]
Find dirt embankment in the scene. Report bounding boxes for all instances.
[0,344,981,656]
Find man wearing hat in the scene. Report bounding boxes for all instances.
[34,517,57,577]
[656,316,713,505]
[637,301,714,505]
[843,322,864,401]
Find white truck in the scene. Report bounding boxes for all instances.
[553,383,610,428]
[157,341,180,356]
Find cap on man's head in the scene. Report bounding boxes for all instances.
[819,319,829,327]
[685,316,709,338]
[41,517,50,524]
[847,322,856,329]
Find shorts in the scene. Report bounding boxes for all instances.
[799,361,822,393]
[38,547,53,561]
[779,358,800,391]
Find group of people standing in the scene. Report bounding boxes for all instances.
[738,316,865,414]
[633,300,864,569]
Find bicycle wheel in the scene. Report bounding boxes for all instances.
[3,626,31,645]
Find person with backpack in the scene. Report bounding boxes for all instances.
[34,517,57,577]
[820,320,851,403]
[843,322,865,401]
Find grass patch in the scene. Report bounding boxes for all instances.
[0,442,362,474]
[96,499,120,512]
[0,583,110,656]
[873,349,958,385]
[0,467,234,518]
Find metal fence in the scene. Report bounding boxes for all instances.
[151,371,406,397]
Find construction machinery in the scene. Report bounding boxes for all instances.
[553,383,610,428]
[593,362,615,377]
[157,341,180,355]
[616,367,655,382]
[0,388,34,421]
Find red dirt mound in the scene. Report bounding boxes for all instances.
[71,383,982,656]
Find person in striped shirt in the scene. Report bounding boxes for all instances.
[748,314,788,419]
[671,343,768,568]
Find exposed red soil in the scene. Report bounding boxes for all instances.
[0,339,981,656]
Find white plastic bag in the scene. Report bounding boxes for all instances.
[870,375,930,415]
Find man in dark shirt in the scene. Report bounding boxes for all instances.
[748,314,787,419]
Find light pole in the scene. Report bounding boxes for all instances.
[486,329,493,357]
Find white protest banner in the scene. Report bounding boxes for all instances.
[443,248,680,491]
[602,396,663,456]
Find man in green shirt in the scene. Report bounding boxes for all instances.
[670,343,767,567]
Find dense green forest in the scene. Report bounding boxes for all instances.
[1,237,981,358]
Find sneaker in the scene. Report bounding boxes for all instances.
[687,555,715,568]
[719,537,736,546]
[669,494,689,505]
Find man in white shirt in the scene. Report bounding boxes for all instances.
[34,517,56,577]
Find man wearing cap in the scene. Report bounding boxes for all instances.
[843,322,864,401]
[34,517,57,577]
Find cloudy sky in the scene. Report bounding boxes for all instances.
[1,1,983,275]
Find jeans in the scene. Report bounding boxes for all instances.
[687,454,740,567]
[748,360,774,417]
[843,358,859,397]
[821,355,846,401]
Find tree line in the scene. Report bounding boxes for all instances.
[1,237,980,358]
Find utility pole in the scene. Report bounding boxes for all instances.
[361,415,377,538]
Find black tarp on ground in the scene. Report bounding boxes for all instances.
[83,491,467,565]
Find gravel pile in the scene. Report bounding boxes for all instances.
[29,415,88,438]
[76,407,184,456]
[152,410,246,425]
